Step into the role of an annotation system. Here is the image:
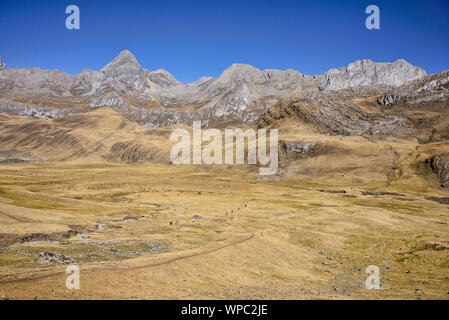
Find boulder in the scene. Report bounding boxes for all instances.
[429,152,449,188]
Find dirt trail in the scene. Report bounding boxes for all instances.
[0,233,256,284]
[0,210,32,222]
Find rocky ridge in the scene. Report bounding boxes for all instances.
[0,51,431,128]
[318,59,426,91]
[258,70,449,141]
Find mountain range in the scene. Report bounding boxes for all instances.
[0,50,448,188]
[1,50,449,300]
[0,50,432,127]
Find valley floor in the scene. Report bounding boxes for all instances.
[0,162,448,299]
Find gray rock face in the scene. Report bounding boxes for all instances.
[0,50,431,127]
[318,59,426,91]
[210,63,313,92]
[0,100,79,119]
[377,94,405,106]
[70,69,102,96]
[378,70,449,106]
[283,141,316,153]
[0,67,74,96]
[148,69,182,88]
[98,50,151,98]
[90,91,127,109]
[210,80,262,124]
[429,152,449,188]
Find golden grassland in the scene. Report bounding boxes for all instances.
[0,107,447,299]
[0,159,448,299]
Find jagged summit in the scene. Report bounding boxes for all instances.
[0,51,441,128]
[148,69,182,88]
[118,49,136,58]
[318,58,427,91]
[96,50,149,96]
[217,63,265,84]
[100,50,142,73]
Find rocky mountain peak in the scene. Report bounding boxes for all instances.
[0,51,438,129]
[148,69,182,88]
[318,58,427,91]
[217,63,266,84]
[100,50,142,73]
[347,59,374,71]
[97,50,149,95]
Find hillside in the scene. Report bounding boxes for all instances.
[0,52,448,300]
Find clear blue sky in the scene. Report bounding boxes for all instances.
[0,0,448,83]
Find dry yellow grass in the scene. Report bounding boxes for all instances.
[0,160,448,299]
[0,108,448,300]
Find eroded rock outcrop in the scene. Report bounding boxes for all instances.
[318,59,426,91]
[377,71,449,106]
[429,152,449,188]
